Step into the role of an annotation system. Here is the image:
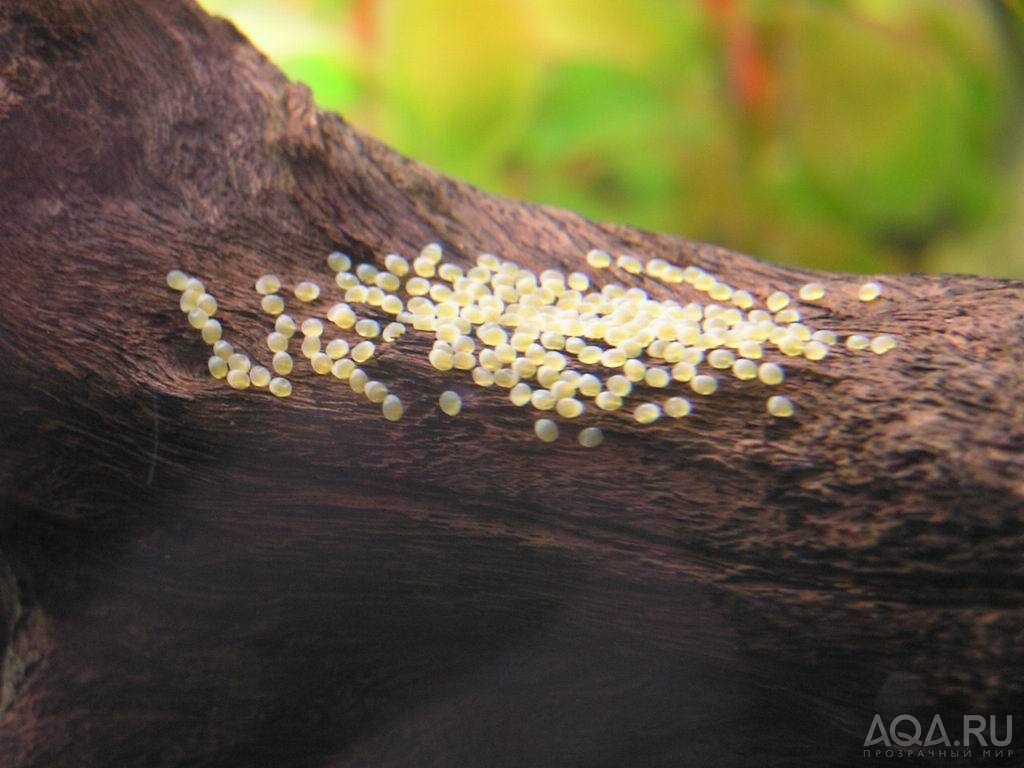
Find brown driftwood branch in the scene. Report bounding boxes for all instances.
[1,2,1022,766]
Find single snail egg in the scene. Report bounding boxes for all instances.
[663,396,691,418]
[355,319,380,338]
[184,277,205,293]
[534,419,559,443]
[294,281,320,302]
[226,370,250,390]
[645,367,670,388]
[472,367,495,387]
[201,319,222,345]
[671,362,696,383]
[509,383,532,406]
[355,263,379,283]
[365,287,385,307]
[249,365,271,387]
[690,374,718,396]
[662,266,684,284]
[376,272,400,292]
[187,308,209,329]
[381,296,403,315]
[213,340,234,360]
[275,314,297,337]
[351,340,375,363]
[301,335,321,358]
[166,269,189,290]
[384,253,409,276]
[555,398,584,419]
[578,374,602,397]
[439,390,462,416]
[197,294,217,316]
[269,377,292,398]
[530,389,556,411]
[327,303,356,329]
[774,308,801,325]
[467,266,491,284]
[564,337,586,355]
[413,257,436,278]
[845,334,871,350]
[601,348,626,368]
[567,272,589,291]
[208,355,228,379]
[693,272,715,291]
[586,249,612,269]
[606,375,632,397]
[382,394,404,422]
[766,291,790,312]
[633,402,661,424]
[478,253,500,270]
[757,362,784,385]
[778,335,804,357]
[798,283,826,302]
[420,243,443,263]
[767,395,795,418]
[708,283,732,302]
[327,251,352,272]
[731,290,754,310]
[349,368,368,393]
[227,353,251,372]
[512,357,536,378]
[273,351,294,375]
[595,391,622,411]
[429,349,453,371]
[623,359,646,382]
[331,358,355,379]
[335,272,358,289]
[255,274,281,295]
[311,353,332,375]
[617,255,643,274]
[325,339,349,359]
[732,358,758,380]
[645,258,668,278]
[870,334,897,354]
[858,282,882,302]
[438,263,463,282]
[261,294,285,315]
[803,340,828,361]
[364,380,388,403]
[578,427,604,448]
[738,340,763,359]
[550,380,576,401]
[301,318,324,337]
[790,323,812,342]
[267,332,289,353]
[406,277,431,296]
[708,349,735,369]
[345,286,368,303]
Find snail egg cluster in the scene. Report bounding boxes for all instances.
[165,241,896,446]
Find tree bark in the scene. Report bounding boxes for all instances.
[0,2,1021,766]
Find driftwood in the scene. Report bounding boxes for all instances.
[0,1,1022,766]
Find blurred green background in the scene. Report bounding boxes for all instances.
[201,0,1024,277]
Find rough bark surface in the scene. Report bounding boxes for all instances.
[0,2,1022,766]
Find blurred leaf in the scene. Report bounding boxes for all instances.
[199,0,1022,277]
[279,54,362,110]
[376,0,542,184]
[782,2,1006,237]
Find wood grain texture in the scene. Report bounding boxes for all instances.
[0,2,1022,766]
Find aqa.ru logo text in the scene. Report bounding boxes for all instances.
[863,714,1012,760]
